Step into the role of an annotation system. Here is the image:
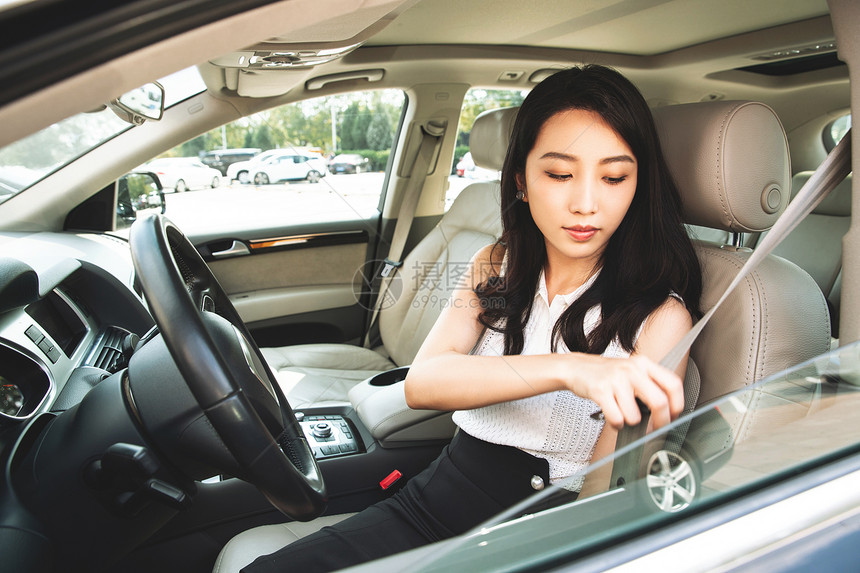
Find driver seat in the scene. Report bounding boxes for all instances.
[214,100,832,573]
[260,108,513,408]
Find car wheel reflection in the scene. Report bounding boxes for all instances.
[645,449,698,513]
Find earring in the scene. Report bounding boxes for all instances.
[515,190,525,201]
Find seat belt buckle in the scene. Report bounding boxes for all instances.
[380,258,402,277]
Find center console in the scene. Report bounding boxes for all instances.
[297,413,360,459]
[347,365,456,446]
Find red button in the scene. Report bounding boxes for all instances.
[379,470,402,490]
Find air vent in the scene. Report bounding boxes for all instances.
[87,327,128,372]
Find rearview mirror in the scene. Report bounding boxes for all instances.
[108,82,164,125]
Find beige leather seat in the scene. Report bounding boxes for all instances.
[216,100,833,572]
[653,100,831,407]
[213,514,356,573]
[755,172,852,339]
[262,107,514,408]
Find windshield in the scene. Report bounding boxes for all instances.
[0,66,206,201]
[408,340,860,571]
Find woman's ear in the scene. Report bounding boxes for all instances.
[515,173,528,202]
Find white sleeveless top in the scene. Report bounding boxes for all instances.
[452,269,644,491]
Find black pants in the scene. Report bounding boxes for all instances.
[242,431,575,573]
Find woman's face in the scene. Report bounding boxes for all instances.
[520,108,637,272]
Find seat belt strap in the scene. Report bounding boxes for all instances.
[363,120,446,347]
[598,130,852,494]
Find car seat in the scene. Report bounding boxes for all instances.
[653,100,832,407]
[261,107,515,408]
[750,171,852,341]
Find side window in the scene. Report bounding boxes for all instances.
[146,89,405,235]
[446,88,528,208]
[824,113,851,151]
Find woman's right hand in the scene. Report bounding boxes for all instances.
[561,353,684,430]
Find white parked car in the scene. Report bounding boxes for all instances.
[251,152,327,185]
[226,149,282,184]
[144,157,221,192]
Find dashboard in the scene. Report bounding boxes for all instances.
[0,231,154,425]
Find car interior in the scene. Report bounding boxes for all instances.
[214,97,835,571]
[0,0,857,572]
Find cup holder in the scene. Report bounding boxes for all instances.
[368,365,410,387]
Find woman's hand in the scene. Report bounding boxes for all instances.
[562,353,684,430]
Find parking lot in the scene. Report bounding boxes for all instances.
[157,172,478,235]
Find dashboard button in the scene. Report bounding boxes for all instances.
[37,339,60,363]
[25,325,43,343]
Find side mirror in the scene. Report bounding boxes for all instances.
[108,82,164,125]
[115,172,164,230]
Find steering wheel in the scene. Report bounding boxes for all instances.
[129,213,326,520]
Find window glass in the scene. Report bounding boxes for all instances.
[416,340,860,570]
[826,113,851,150]
[446,88,528,208]
[139,90,405,236]
[0,67,206,202]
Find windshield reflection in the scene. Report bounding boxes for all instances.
[412,341,860,572]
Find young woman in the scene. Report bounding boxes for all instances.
[242,64,703,573]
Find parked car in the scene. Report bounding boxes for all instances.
[199,148,261,176]
[225,149,285,184]
[143,157,221,192]
[328,153,370,174]
[251,152,328,184]
[0,1,857,573]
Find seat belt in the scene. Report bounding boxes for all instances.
[362,120,446,348]
[588,129,853,494]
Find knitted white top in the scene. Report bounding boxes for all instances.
[452,269,644,492]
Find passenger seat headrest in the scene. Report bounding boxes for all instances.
[470,106,519,171]
[653,100,790,233]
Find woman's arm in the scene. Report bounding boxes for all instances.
[633,296,693,379]
[404,246,690,429]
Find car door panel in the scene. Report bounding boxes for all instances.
[195,224,373,346]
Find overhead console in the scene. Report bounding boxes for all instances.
[200,0,419,97]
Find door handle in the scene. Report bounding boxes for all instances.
[210,240,250,259]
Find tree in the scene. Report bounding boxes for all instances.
[250,123,276,151]
[366,111,393,150]
[340,101,371,150]
[179,133,211,157]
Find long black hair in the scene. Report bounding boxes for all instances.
[477,65,702,355]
